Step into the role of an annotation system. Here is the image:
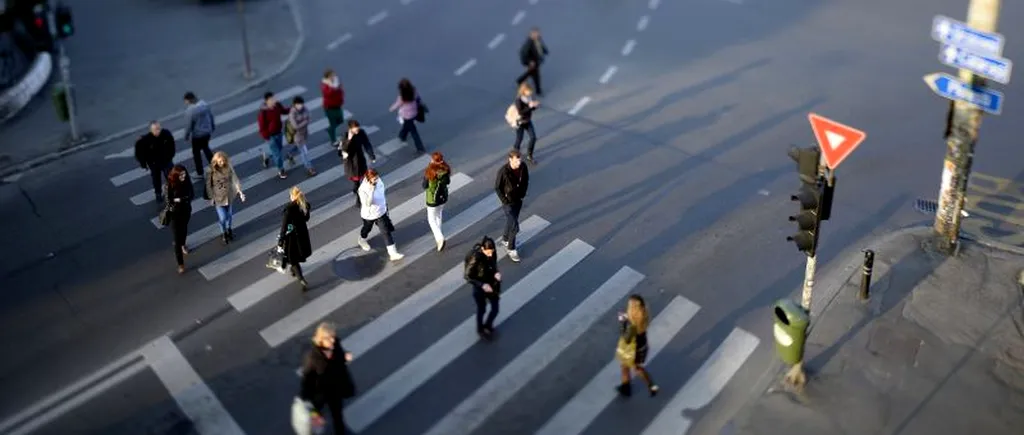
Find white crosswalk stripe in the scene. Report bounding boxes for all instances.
[47,86,766,435]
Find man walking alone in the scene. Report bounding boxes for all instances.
[516,27,549,96]
[320,69,345,145]
[494,150,529,263]
[184,92,216,177]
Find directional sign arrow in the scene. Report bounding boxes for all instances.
[932,15,1004,58]
[923,72,1003,115]
[939,44,1012,84]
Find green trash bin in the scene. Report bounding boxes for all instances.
[772,298,809,365]
[52,85,70,122]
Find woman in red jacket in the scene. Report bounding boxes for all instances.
[321,69,346,145]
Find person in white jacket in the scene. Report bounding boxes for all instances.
[357,169,404,261]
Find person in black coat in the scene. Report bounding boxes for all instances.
[339,119,376,207]
[163,165,194,274]
[494,150,529,263]
[279,186,312,291]
[300,322,356,435]
[516,27,549,95]
[464,236,502,339]
[136,120,177,201]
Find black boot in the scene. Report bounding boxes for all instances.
[222,233,229,244]
[227,228,234,241]
[616,382,632,397]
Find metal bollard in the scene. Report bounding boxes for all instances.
[859,249,874,301]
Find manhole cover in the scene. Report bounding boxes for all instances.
[331,247,386,280]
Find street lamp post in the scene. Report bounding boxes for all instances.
[237,0,254,79]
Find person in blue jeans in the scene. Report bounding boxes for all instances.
[257,91,291,179]
[493,150,529,263]
[205,151,246,244]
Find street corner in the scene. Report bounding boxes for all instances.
[960,171,1024,250]
[331,246,388,280]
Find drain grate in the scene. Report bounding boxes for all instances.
[914,198,939,214]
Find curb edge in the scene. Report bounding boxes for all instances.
[0,0,306,181]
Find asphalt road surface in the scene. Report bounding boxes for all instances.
[2,0,1024,434]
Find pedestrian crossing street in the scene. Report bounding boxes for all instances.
[98,87,763,435]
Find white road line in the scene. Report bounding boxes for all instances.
[568,96,591,115]
[599,66,618,84]
[344,240,595,432]
[259,195,503,348]
[110,98,327,187]
[454,58,477,76]
[622,39,637,56]
[640,328,760,435]
[487,33,506,50]
[367,10,389,26]
[143,336,244,435]
[528,0,539,4]
[511,10,526,26]
[104,86,307,160]
[207,166,457,285]
[424,267,644,435]
[1,361,147,435]
[326,33,353,50]
[637,15,650,31]
[343,217,549,357]
[400,0,414,5]
[535,296,701,435]
[724,0,744,4]
[649,0,661,10]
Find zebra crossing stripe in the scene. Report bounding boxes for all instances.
[423,266,645,435]
[640,328,760,435]
[344,239,596,433]
[109,97,331,187]
[343,216,551,357]
[535,295,701,435]
[259,194,504,348]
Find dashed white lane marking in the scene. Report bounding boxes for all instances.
[529,0,539,4]
[724,0,743,4]
[568,96,591,115]
[599,66,618,84]
[512,10,527,25]
[367,10,389,26]
[649,0,661,9]
[637,15,650,31]
[400,0,414,4]
[454,58,478,76]
[622,39,637,56]
[488,33,506,50]
[326,33,353,50]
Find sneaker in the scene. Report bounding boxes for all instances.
[300,279,309,292]
[508,250,521,263]
[262,154,270,168]
[389,251,405,261]
[500,238,509,248]
[307,168,317,176]
[649,385,659,397]
[278,171,287,179]
[527,155,537,165]
[177,265,185,274]
[357,238,371,251]
[437,240,446,252]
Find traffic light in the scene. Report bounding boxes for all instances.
[788,181,823,257]
[54,5,74,39]
[787,146,820,184]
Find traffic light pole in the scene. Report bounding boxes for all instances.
[933,0,1001,254]
[57,41,80,142]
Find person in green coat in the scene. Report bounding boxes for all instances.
[422,152,451,252]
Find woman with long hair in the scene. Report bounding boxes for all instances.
[164,165,195,274]
[422,152,451,251]
[279,186,312,291]
[357,169,404,261]
[339,119,377,207]
[205,151,246,244]
[298,322,355,435]
[388,78,426,153]
[615,294,659,397]
[512,82,540,164]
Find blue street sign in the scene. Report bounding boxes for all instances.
[923,73,1003,115]
[940,44,1012,84]
[931,15,1004,58]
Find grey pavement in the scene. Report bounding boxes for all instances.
[724,229,1024,435]
[3,0,1024,434]
[0,0,301,177]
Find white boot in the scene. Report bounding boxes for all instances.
[387,244,405,261]
[436,238,446,252]
[357,237,370,251]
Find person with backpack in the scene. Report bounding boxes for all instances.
[287,96,317,176]
[464,236,502,339]
[257,91,291,179]
[510,83,540,164]
[422,152,451,252]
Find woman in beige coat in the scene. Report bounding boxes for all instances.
[205,151,246,244]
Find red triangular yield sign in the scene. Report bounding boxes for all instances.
[808,113,867,170]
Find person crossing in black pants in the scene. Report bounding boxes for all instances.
[183,92,216,177]
[135,121,176,202]
[494,150,529,263]
[516,27,549,96]
[464,236,502,339]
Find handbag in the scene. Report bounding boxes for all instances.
[415,97,428,123]
[158,208,170,227]
[615,336,637,366]
[266,246,288,274]
[291,398,325,435]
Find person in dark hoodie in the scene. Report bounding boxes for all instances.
[257,91,291,179]
[494,150,529,263]
[135,120,177,201]
[299,322,356,435]
[464,236,502,339]
[339,119,376,207]
[516,27,549,96]
[183,92,216,176]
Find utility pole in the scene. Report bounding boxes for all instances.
[933,0,1002,254]
[237,0,254,79]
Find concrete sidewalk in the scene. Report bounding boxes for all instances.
[0,0,302,178]
[723,228,1024,435]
